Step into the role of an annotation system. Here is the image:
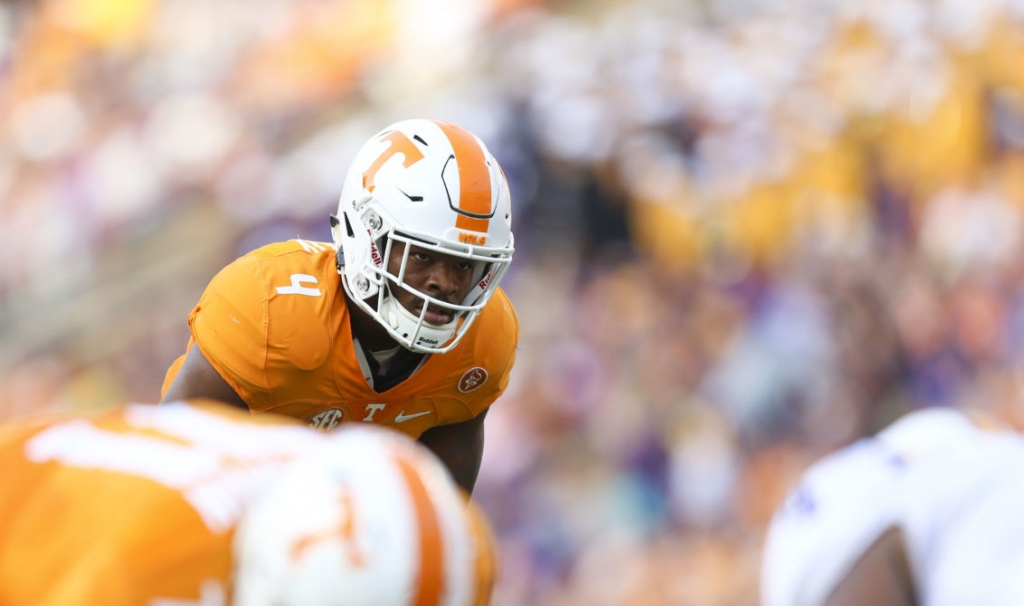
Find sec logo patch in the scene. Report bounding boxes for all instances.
[458,367,488,393]
[309,408,343,431]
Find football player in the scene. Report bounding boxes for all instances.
[761,407,1024,606]
[161,119,518,493]
[0,399,498,605]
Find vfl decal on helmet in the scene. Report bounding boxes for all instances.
[458,367,489,393]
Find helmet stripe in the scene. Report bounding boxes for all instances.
[395,453,446,606]
[433,120,492,234]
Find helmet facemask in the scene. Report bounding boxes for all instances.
[334,198,513,354]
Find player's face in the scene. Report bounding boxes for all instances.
[387,241,475,326]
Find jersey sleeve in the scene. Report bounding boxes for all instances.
[188,254,273,409]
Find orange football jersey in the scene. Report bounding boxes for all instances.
[0,400,318,606]
[162,240,519,436]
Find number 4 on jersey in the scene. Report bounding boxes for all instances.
[276,274,321,297]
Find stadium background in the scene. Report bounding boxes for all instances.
[3,0,1024,603]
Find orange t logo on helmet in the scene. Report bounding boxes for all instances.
[362,130,425,193]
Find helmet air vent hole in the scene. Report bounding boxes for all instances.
[397,187,423,202]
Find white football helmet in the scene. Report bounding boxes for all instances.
[331,118,514,353]
[233,424,498,606]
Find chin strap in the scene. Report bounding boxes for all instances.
[330,214,346,273]
[335,247,345,273]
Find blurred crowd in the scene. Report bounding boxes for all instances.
[4,0,1024,604]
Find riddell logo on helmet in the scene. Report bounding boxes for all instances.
[369,238,383,267]
[477,266,496,290]
[417,337,439,346]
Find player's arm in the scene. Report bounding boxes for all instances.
[824,527,916,606]
[161,342,249,410]
[417,408,488,494]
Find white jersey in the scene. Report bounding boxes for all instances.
[762,407,1024,606]
[897,424,1024,605]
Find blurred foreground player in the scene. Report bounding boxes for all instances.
[761,407,1024,606]
[0,399,497,606]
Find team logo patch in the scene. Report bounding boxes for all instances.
[309,408,343,431]
[458,367,488,393]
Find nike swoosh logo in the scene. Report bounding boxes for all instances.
[394,410,432,423]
